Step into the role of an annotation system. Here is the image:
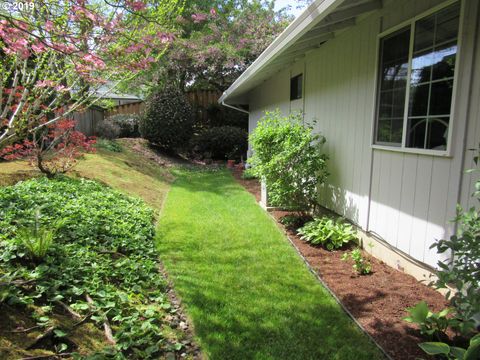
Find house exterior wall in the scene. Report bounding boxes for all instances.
[246,0,479,268]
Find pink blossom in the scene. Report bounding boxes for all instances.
[191,13,207,23]
[210,8,217,16]
[55,85,69,92]
[36,80,56,88]
[82,53,105,69]
[32,42,46,53]
[127,1,146,11]
[45,20,54,31]
[159,33,173,43]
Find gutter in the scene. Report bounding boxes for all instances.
[220,99,249,114]
[220,0,345,104]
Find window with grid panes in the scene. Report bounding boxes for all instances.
[375,2,460,151]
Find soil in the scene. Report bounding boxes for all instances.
[232,169,449,360]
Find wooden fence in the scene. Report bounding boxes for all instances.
[185,89,222,124]
[72,107,104,136]
[105,101,145,117]
[185,90,221,109]
[72,90,221,136]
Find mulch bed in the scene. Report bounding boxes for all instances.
[232,169,448,360]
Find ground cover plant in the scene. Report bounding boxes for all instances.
[156,168,383,359]
[0,176,185,359]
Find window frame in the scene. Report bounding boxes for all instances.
[290,73,303,101]
[371,0,464,157]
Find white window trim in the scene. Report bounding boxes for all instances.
[371,0,465,157]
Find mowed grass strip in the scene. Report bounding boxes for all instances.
[156,169,384,360]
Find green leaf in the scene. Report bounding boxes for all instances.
[57,343,68,353]
[465,338,480,360]
[405,301,429,323]
[449,346,466,359]
[418,342,450,355]
[54,329,67,338]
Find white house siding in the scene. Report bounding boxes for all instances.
[460,1,480,210]
[248,68,291,154]
[246,0,479,268]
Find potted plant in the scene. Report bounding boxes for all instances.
[226,147,238,169]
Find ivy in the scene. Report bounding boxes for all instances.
[0,177,183,358]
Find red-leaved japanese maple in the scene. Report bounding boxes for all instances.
[0,119,96,178]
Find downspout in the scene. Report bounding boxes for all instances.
[220,99,249,114]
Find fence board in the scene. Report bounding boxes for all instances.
[105,101,145,117]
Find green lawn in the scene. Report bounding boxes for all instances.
[156,169,383,360]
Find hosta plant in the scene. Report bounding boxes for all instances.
[298,216,357,250]
[404,301,458,340]
[419,333,480,360]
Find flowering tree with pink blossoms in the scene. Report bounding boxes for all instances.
[140,0,291,92]
[0,0,182,148]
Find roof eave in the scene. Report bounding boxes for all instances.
[219,0,346,104]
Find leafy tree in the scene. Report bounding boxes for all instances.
[141,0,291,92]
[0,0,183,148]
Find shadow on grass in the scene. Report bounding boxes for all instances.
[156,170,385,360]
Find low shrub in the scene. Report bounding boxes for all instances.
[298,216,357,250]
[192,126,248,160]
[341,248,372,275]
[279,214,312,230]
[96,119,121,139]
[404,302,456,340]
[430,205,480,334]
[96,138,123,152]
[248,110,329,211]
[0,177,183,358]
[404,151,480,359]
[107,114,140,138]
[241,168,257,180]
[204,103,248,129]
[140,86,194,150]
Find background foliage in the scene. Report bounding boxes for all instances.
[191,125,247,160]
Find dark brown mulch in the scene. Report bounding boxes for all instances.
[232,169,448,360]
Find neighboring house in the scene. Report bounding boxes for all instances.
[92,85,143,106]
[220,0,480,280]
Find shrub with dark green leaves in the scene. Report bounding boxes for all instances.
[0,177,183,358]
[192,126,248,160]
[205,103,248,129]
[95,138,123,152]
[140,86,194,150]
[248,110,329,211]
[107,114,140,138]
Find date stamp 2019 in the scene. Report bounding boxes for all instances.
[1,2,35,12]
